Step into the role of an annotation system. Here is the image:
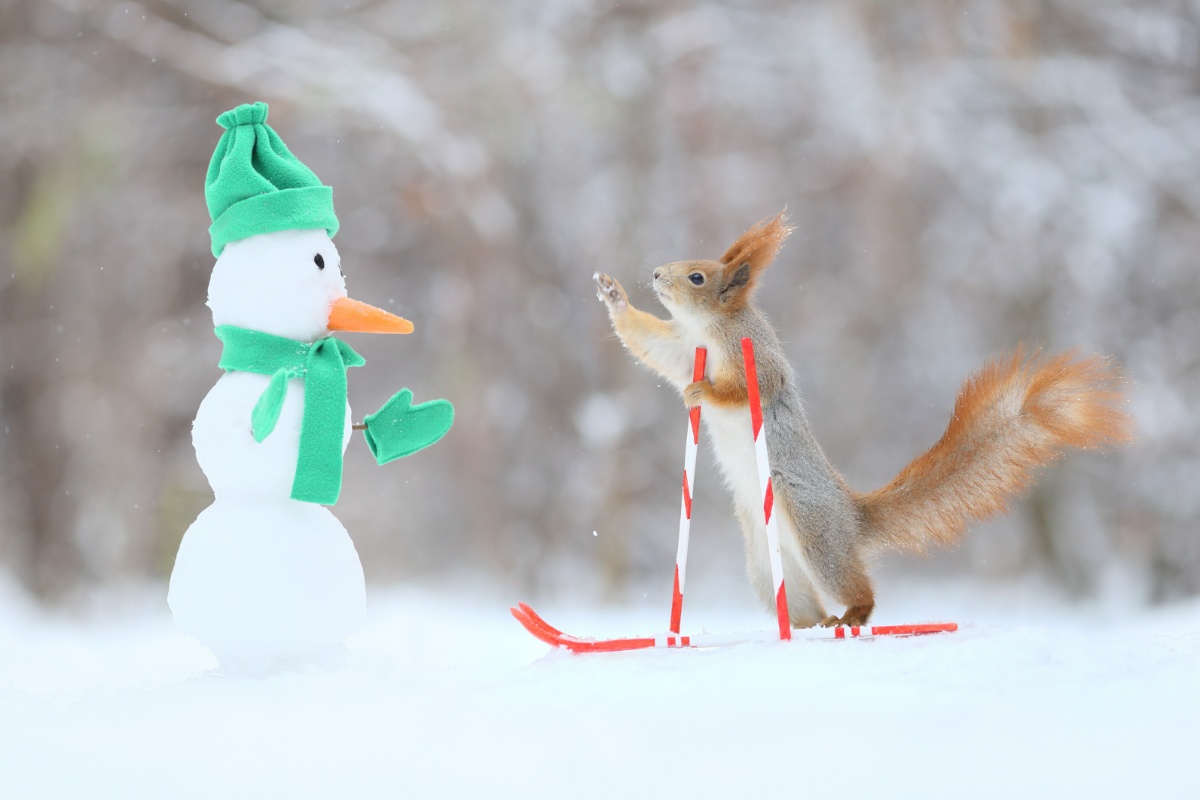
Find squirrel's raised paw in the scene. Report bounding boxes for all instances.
[593,272,627,311]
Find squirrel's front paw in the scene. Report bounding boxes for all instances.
[684,380,711,408]
[593,272,627,312]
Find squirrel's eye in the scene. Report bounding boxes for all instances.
[689,273,705,285]
[314,254,325,270]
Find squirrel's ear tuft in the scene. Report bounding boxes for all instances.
[718,209,794,276]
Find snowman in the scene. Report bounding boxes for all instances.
[169,102,454,672]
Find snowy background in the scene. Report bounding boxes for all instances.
[2,1,1199,796]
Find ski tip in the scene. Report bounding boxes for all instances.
[511,605,563,648]
[517,603,566,637]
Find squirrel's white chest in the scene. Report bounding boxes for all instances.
[702,405,763,509]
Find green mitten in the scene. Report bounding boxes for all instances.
[362,389,455,464]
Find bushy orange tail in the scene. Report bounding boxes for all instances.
[856,348,1133,553]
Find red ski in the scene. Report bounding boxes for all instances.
[512,603,957,654]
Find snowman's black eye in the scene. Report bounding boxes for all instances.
[314,254,325,270]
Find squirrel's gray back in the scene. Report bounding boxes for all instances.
[732,309,860,542]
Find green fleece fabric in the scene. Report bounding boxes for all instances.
[205,102,339,257]
[362,389,455,464]
[215,325,364,505]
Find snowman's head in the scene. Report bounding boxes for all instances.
[208,229,410,341]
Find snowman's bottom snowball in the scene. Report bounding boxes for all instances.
[168,499,366,669]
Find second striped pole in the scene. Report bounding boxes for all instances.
[741,337,791,640]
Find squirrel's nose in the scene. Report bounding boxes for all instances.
[652,268,662,280]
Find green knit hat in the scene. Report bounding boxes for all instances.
[205,102,339,257]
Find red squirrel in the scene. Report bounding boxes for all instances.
[594,211,1133,627]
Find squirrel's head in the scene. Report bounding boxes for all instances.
[652,210,794,322]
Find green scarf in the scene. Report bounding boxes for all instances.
[215,325,364,505]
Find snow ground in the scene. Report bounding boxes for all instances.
[2,574,1198,800]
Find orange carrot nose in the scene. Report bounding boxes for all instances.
[327,296,414,334]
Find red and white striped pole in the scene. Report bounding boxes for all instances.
[742,337,791,640]
[670,346,707,634]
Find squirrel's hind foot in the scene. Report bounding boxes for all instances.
[820,605,873,628]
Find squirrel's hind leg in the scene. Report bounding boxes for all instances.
[806,546,874,627]
[816,565,875,627]
[773,484,877,627]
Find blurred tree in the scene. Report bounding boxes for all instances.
[0,0,1195,605]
